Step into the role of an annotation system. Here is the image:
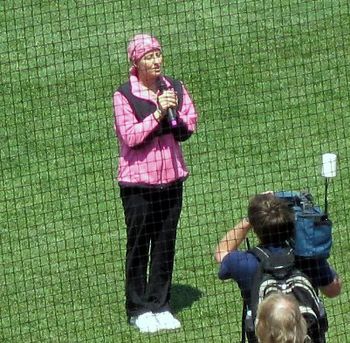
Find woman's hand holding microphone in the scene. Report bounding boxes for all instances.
[154,90,178,125]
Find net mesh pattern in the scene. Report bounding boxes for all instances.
[1,1,349,342]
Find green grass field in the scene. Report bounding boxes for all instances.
[1,0,350,342]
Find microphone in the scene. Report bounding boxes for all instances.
[157,79,178,128]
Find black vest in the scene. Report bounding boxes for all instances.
[117,76,192,142]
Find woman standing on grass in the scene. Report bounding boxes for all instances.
[113,33,198,333]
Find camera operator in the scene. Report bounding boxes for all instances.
[113,33,198,333]
[214,193,341,340]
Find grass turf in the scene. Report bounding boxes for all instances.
[1,0,350,342]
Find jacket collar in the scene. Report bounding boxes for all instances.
[129,74,171,102]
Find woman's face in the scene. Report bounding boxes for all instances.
[136,50,163,80]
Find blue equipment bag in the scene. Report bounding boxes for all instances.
[274,191,332,259]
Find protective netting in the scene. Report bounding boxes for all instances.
[1,1,350,342]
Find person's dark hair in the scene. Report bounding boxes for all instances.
[248,193,295,245]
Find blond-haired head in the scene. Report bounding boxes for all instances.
[255,293,309,343]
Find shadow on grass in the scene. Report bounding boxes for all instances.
[170,283,203,313]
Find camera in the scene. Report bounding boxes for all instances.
[274,191,332,259]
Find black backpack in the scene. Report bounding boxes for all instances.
[242,246,328,343]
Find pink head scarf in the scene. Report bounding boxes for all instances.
[127,33,162,65]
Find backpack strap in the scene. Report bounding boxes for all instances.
[241,247,272,343]
[250,246,271,262]
[250,246,294,262]
[241,302,246,343]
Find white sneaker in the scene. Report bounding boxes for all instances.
[154,311,181,330]
[130,312,160,333]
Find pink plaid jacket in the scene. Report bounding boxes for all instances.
[113,75,198,186]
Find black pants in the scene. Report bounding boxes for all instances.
[120,182,183,318]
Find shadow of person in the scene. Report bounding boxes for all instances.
[170,283,203,313]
